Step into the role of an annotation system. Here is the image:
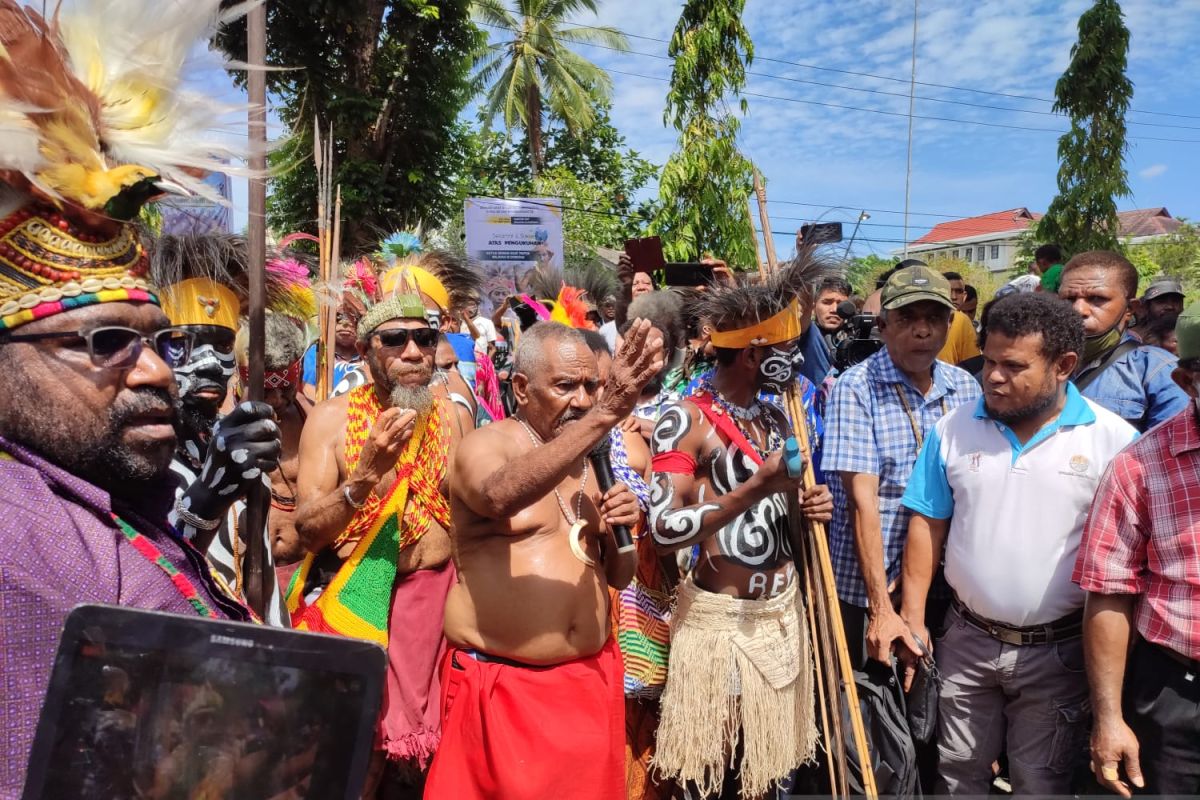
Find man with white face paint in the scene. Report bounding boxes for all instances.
[650,253,833,799]
[155,235,287,625]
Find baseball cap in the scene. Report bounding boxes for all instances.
[1142,276,1184,301]
[881,265,955,311]
[1175,302,1200,361]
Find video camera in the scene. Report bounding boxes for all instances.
[832,299,883,372]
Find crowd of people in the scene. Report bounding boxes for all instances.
[1,4,1199,800]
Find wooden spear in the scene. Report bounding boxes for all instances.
[243,0,270,619]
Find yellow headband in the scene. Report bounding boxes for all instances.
[380,265,449,312]
[708,299,803,349]
[160,278,240,330]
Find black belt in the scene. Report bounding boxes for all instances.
[953,599,1083,646]
[451,649,545,670]
[1151,641,1200,675]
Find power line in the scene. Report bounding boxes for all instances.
[601,67,1200,144]
[482,23,1200,132]
[542,20,1200,121]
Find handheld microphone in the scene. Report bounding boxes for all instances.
[588,437,636,554]
[836,299,859,321]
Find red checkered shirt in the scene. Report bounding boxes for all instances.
[1074,407,1200,660]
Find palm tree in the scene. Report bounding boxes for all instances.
[472,0,627,178]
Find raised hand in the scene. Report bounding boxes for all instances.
[617,252,635,286]
[351,406,418,486]
[597,318,665,421]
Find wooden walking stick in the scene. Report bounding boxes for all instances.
[243,0,270,619]
[755,176,879,800]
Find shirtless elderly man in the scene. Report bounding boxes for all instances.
[424,319,665,800]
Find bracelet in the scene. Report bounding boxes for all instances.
[174,496,222,532]
[342,483,368,510]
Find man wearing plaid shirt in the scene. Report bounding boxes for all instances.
[824,265,980,666]
[1076,301,1200,798]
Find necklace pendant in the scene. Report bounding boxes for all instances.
[567,520,597,567]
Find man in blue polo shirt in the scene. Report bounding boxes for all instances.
[899,292,1137,795]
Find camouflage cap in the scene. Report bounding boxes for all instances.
[1175,301,1200,361]
[880,265,955,311]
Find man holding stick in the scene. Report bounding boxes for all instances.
[648,256,833,800]
[425,320,664,799]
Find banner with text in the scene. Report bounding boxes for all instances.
[464,197,563,314]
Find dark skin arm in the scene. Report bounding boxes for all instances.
[845,471,921,664]
[458,321,665,521]
[294,398,418,553]
[615,252,634,328]
[899,512,948,683]
[1085,592,1144,798]
[648,403,828,553]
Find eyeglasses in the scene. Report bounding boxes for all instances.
[374,327,438,350]
[3,326,195,369]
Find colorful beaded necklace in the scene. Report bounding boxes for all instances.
[111,514,216,618]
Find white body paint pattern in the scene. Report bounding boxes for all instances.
[174,343,236,398]
[709,446,792,570]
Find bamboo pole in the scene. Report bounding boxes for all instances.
[746,199,767,280]
[243,0,270,619]
[753,170,779,271]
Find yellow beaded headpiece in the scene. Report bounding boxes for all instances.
[0,0,262,331]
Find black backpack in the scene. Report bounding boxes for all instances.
[841,658,921,799]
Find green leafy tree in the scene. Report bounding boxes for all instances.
[472,0,627,178]
[217,0,482,255]
[651,0,757,269]
[845,254,894,296]
[1035,0,1132,257]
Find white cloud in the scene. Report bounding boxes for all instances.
[1139,164,1168,179]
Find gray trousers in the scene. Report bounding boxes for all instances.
[935,605,1089,795]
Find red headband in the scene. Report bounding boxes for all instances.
[239,359,302,390]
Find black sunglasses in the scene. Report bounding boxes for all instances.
[374,327,438,350]
[3,326,195,370]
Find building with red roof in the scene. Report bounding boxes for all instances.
[901,207,1182,272]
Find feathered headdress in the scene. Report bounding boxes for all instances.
[0,0,260,216]
[0,0,264,331]
[702,247,834,348]
[378,247,482,315]
[151,232,311,330]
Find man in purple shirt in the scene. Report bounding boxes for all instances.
[0,6,280,795]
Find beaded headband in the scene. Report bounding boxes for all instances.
[238,360,301,390]
[0,205,155,331]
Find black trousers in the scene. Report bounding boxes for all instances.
[1124,638,1200,797]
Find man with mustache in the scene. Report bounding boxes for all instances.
[899,292,1135,795]
[154,234,288,626]
[648,256,833,799]
[0,0,258,787]
[425,319,663,800]
[292,275,475,798]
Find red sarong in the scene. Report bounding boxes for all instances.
[423,637,626,800]
[379,560,455,768]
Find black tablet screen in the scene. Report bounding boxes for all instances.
[38,637,369,800]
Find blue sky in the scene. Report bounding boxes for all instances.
[567,0,1200,260]
[224,0,1200,260]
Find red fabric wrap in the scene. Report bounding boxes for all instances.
[423,637,626,800]
[651,450,697,475]
[378,561,455,768]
